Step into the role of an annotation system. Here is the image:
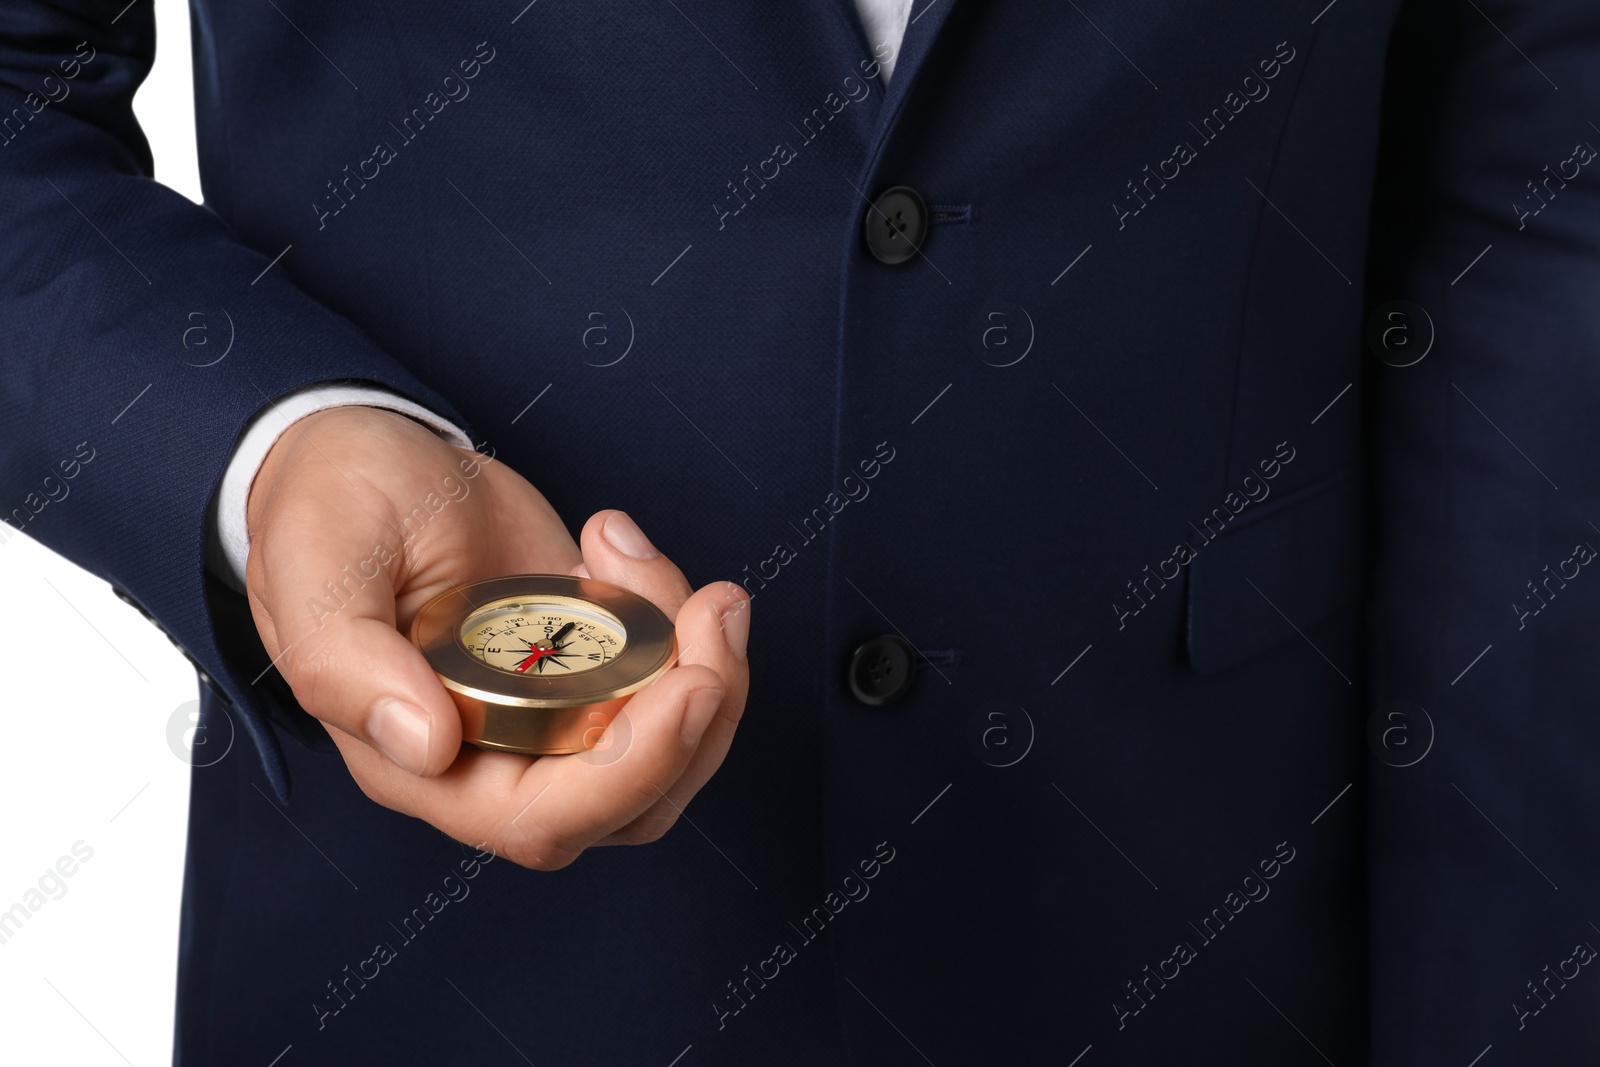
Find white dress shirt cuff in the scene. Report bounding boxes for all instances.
[207,384,473,593]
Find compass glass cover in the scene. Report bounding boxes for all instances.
[459,596,626,677]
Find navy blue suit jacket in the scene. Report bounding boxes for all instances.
[4,0,1599,1063]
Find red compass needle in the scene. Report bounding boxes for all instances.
[513,647,554,673]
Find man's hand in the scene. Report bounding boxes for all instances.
[243,406,750,869]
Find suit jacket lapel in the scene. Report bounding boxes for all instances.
[865,0,958,163]
[881,0,957,112]
[827,0,878,61]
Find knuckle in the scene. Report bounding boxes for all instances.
[502,816,587,871]
[505,837,581,872]
[676,664,723,691]
[721,692,750,727]
[619,811,678,845]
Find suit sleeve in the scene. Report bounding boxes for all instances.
[1365,0,1600,1058]
[0,1,477,800]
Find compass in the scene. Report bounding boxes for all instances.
[409,575,677,754]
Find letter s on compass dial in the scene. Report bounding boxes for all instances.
[464,600,624,676]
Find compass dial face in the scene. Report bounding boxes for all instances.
[459,597,626,677]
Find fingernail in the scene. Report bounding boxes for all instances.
[720,597,750,659]
[602,511,658,560]
[369,698,431,774]
[680,688,723,748]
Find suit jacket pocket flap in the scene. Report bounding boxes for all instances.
[1186,471,1366,676]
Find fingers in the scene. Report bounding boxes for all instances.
[597,581,750,845]
[326,660,729,870]
[576,513,752,847]
[579,510,694,622]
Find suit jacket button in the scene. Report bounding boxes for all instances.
[848,634,916,706]
[862,185,928,265]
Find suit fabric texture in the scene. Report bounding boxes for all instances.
[3,0,1599,1063]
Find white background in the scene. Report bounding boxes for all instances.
[1,1,205,1063]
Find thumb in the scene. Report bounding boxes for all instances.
[578,510,695,622]
[250,520,463,777]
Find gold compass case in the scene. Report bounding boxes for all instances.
[409,574,677,755]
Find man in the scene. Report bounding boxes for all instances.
[3,0,1595,1062]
